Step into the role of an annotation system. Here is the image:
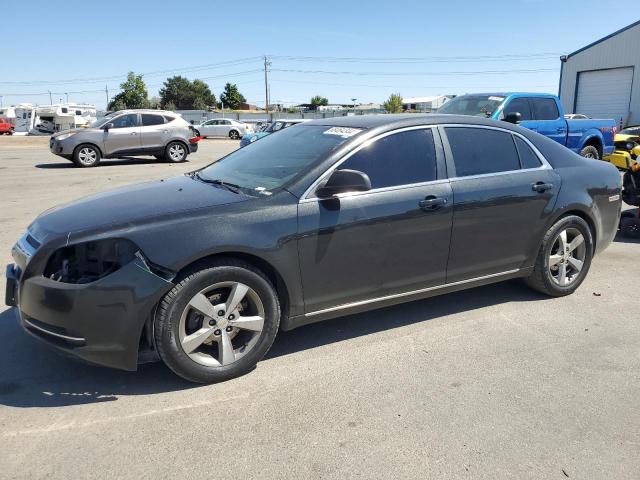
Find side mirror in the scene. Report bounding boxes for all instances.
[503,112,521,124]
[103,123,114,131]
[316,169,371,198]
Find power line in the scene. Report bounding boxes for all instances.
[269,53,564,64]
[272,67,557,76]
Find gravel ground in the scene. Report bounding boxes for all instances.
[0,136,639,479]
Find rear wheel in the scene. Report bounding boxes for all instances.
[72,144,101,167]
[579,145,599,160]
[154,260,280,383]
[164,141,187,163]
[525,215,593,296]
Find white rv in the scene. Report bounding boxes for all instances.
[30,104,97,135]
[13,104,38,135]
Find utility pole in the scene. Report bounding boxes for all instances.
[48,90,52,105]
[0,96,3,108]
[65,93,69,103]
[263,55,271,115]
[105,85,109,109]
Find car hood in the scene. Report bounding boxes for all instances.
[29,175,248,241]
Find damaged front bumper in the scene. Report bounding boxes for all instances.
[6,256,173,371]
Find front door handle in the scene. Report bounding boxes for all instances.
[532,182,554,193]
[556,127,565,133]
[130,132,137,135]
[419,196,447,211]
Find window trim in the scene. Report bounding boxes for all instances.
[300,125,444,203]
[438,124,551,181]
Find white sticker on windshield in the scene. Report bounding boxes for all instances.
[488,96,505,102]
[323,127,362,138]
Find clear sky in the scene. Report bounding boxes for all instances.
[1,0,636,109]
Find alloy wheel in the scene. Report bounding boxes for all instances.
[178,282,265,367]
[548,227,586,286]
[169,144,185,161]
[78,147,97,165]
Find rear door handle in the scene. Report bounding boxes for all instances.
[130,132,137,135]
[419,196,447,211]
[532,182,554,193]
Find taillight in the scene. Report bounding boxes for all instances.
[189,136,202,144]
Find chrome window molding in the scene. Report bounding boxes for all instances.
[305,268,521,317]
[299,123,553,203]
[300,125,438,202]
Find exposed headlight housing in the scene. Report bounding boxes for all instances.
[625,141,636,151]
[55,131,77,141]
[44,238,138,284]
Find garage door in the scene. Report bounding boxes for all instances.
[575,67,633,124]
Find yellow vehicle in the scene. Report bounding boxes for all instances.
[604,125,640,169]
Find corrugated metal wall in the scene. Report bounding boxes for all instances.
[559,22,640,127]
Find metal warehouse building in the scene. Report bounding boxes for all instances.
[559,20,640,127]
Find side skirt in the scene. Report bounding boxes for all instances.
[281,268,532,331]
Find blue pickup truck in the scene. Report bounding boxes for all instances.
[437,93,615,159]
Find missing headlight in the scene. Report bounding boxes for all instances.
[44,239,139,284]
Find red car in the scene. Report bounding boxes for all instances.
[0,117,14,135]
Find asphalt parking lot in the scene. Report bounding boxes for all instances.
[1,136,639,479]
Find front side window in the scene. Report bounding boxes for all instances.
[437,94,505,118]
[503,97,532,121]
[339,129,437,189]
[111,114,138,128]
[141,114,165,126]
[530,98,560,120]
[446,127,520,177]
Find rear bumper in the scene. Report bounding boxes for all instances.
[189,142,199,153]
[6,258,173,371]
[604,150,637,169]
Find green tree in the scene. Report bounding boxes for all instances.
[219,83,246,110]
[310,95,329,110]
[383,93,404,113]
[159,76,216,110]
[107,72,149,110]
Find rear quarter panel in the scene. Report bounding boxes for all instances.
[566,119,616,155]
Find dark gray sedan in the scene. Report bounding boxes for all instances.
[6,114,622,383]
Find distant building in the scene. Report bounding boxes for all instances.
[402,95,454,112]
[237,102,258,110]
[559,20,640,127]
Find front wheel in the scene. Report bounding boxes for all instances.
[525,215,593,296]
[229,130,240,140]
[154,260,281,383]
[164,141,188,163]
[72,144,101,167]
[579,145,599,160]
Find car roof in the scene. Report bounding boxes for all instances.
[302,113,520,129]
[112,109,178,115]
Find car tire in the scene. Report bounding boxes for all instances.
[525,215,593,297]
[154,260,281,383]
[620,216,640,238]
[229,130,240,140]
[579,145,599,160]
[72,144,101,167]
[164,141,188,163]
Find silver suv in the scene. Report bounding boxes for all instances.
[49,110,199,167]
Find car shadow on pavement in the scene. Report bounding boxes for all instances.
[0,279,547,408]
[267,279,548,360]
[0,308,195,408]
[35,157,166,169]
[613,230,640,244]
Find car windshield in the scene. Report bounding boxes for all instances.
[196,125,361,194]
[91,112,119,128]
[437,95,505,117]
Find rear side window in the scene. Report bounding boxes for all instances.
[514,136,542,169]
[530,98,560,120]
[339,129,437,188]
[503,97,532,121]
[164,115,176,123]
[446,127,520,177]
[141,114,165,126]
